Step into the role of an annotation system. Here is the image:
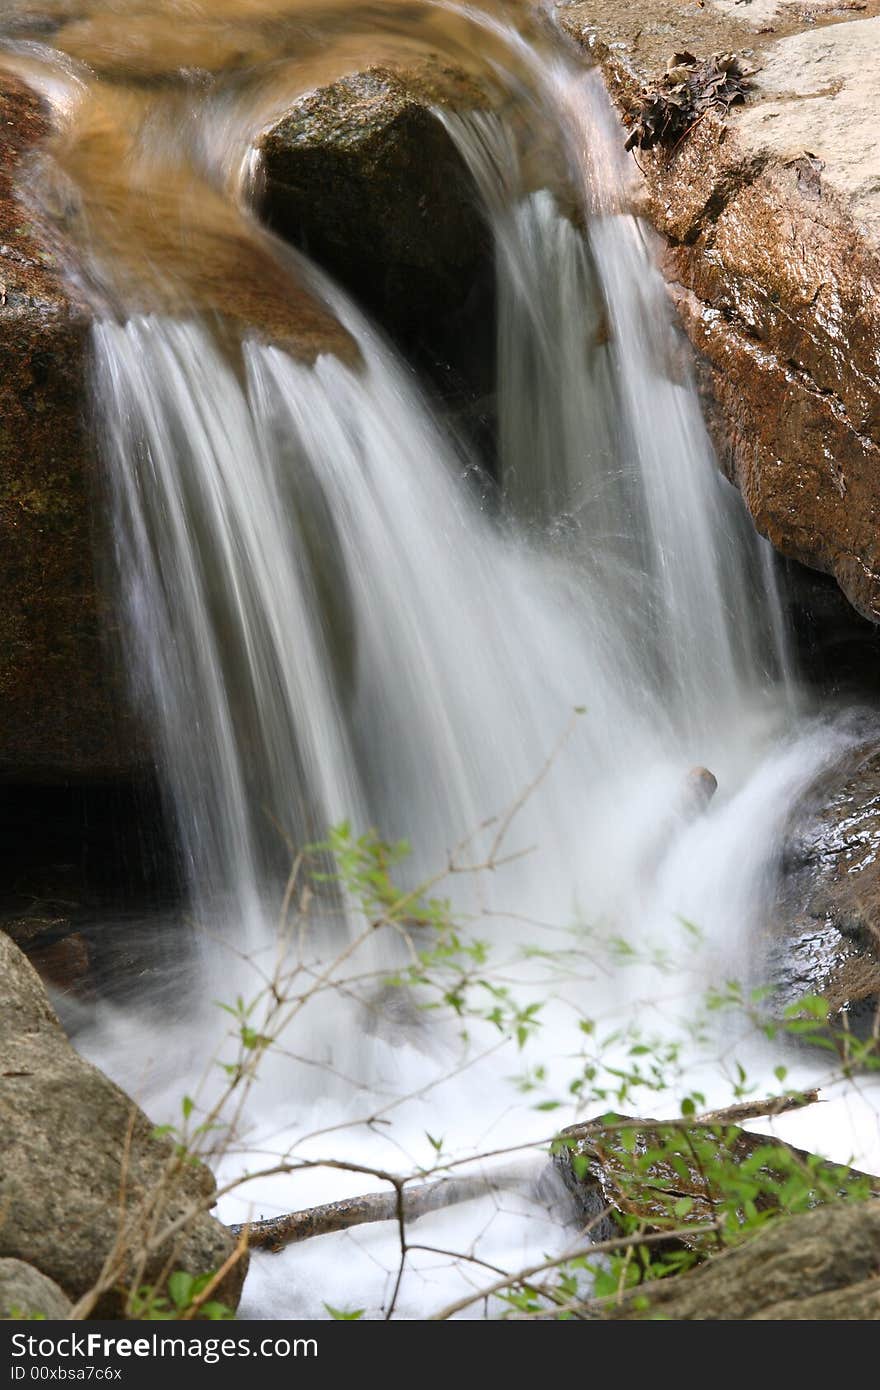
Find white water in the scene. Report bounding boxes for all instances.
[51,26,880,1319]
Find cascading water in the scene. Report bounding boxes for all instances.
[4,0,880,1319]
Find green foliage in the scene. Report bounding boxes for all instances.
[129,1270,235,1321]
[324,1304,365,1320]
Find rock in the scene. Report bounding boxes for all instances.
[0,66,356,782]
[682,765,718,817]
[555,1112,877,1249]
[0,1258,72,1319]
[560,4,880,622]
[603,1198,880,1318]
[0,72,141,782]
[0,932,246,1317]
[259,63,495,405]
[1,916,91,994]
[771,743,880,1025]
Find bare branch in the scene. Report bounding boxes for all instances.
[231,1168,529,1252]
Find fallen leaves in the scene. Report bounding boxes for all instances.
[625,51,752,152]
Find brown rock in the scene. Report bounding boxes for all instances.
[0,73,141,782]
[773,744,880,1023]
[2,914,92,993]
[561,5,880,622]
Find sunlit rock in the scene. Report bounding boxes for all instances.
[561,3,880,623]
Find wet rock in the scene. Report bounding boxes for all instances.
[0,73,143,782]
[555,1112,876,1249]
[772,743,880,1024]
[0,1258,72,1319]
[260,63,495,406]
[560,4,880,623]
[0,932,246,1316]
[1,915,91,994]
[682,765,718,817]
[603,1198,880,1318]
[0,69,354,781]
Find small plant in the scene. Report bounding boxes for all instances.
[129,1271,235,1321]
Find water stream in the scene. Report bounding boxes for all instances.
[2,0,879,1319]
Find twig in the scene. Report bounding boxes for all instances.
[697,1089,821,1126]
[429,1224,721,1320]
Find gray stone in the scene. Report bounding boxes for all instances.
[0,932,246,1317]
[605,1198,880,1318]
[0,1258,72,1319]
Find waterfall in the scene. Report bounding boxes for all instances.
[442,82,794,743]
[15,0,873,1319]
[94,74,800,958]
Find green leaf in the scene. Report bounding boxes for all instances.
[325,1304,365,1320]
[168,1272,195,1310]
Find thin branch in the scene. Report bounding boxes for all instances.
[429,1223,721,1320]
[231,1168,528,1252]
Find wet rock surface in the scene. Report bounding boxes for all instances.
[260,63,496,416]
[555,1111,877,1248]
[0,777,184,1002]
[603,1197,880,1319]
[0,932,245,1317]
[560,3,880,623]
[0,74,141,782]
[0,66,358,783]
[772,741,880,1023]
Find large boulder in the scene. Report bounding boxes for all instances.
[0,932,246,1317]
[604,1198,880,1319]
[560,3,880,623]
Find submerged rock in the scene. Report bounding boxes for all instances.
[561,3,880,623]
[0,932,246,1316]
[0,1258,72,1320]
[604,1198,880,1319]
